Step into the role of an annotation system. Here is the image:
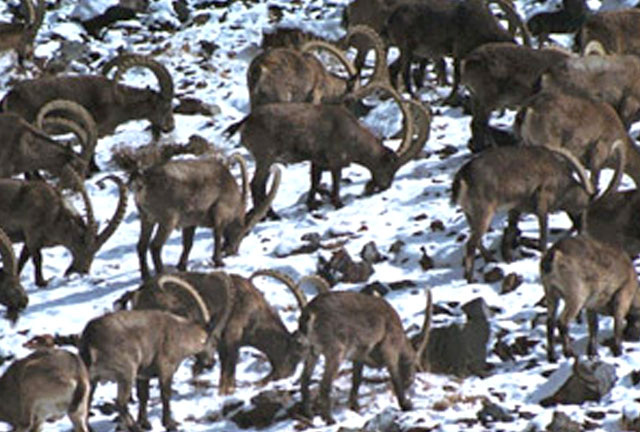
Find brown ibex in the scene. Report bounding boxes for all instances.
[226,84,430,214]
[249,26,387,108]
[132,153,281,280]
[0,0,45,66]
[1,53,175,170]
[264,271,431,424]
[516,91,640,187]
[0,348,91,431]
[451,146,594,282]
[0,227,28,320]
[0,170,127,286]
[541,234,640,362]
[579,8,640,56]
[80,274,229,431]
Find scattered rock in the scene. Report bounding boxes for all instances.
[430,220,445,232]
[484,267,504,283]
[229,390,295,429]
[388,240,405,254]
[546,411,581,432]
[360,241,386,264]
[477,399,514,424]
[174,96,220,116]
[501,272,522,294]
[317,248,374,285]
[419,246,434,270]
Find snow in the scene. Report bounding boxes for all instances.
[0,0,639,431]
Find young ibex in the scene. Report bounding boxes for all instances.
[578,8,640,56]
[1,53,175,168]
[264,271,431,424]
[115,270,319,395]
[0,0,45,66]
[384,0,531,98]
[248,26,387,108]
[452,146,594,282]
[226,84,430,214]
[0,170,127,286]
[0,227,28,320]
[541,234,640,361]
[80,274,229,431]
[516,91,640,187]
[0,348,91,432]
[460,42,571,151]
[132,153,281,280]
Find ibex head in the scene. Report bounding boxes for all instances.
[0,227,28,321]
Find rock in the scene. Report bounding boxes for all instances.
[317,248,374,285]
[484,267,504,283]
[501,272,522,294]
[174,97,220,116]
[477,399,514,424]
[546,411,581,432]
[229,390,294,428]
[419,246,434,270]
[360,240,386,264]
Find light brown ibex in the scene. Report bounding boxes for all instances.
[0,0,45,66]
[0,347,91,432]
[0,170,127,286]
[132,153,281,280]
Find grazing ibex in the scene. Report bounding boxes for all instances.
[452,146,594,282]
[579,8,640,56]
[226,84,430,214]
[249,26,387,108]
[0,348,91,432]
[1,53,175,169]
[0,0,45,66]
[541,234,640,361]
[0,227,28,320]
[0,170,127,286]
[132,153,281,280]
[80,274,227,432]
[516,91,640,187]
[266,272,431,424]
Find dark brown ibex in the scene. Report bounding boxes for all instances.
[0,0,45,66]
[80,274,229,431]
[0,348,91,432]
[0,170,127,286]
[266,272,431,424]
[451,146,594,282]
[226,84,430,214]
[541,234,640,362]
[0,227,28,320]
[132,153,281,280]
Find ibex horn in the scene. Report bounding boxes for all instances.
[229,153,249,211]
[157,274,211,323]
[242,164,282,238]
[301,39,360,90]
[549,147,595,197]
[345,25,389,85]
[250,269,309,309]
[94,175,128,250]
[414,288,433,372]
[112,54,175,102]
[488,0,532,47]
[583,40,607,56]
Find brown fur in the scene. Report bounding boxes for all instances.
[579,9,640,56]
[0,0,45,66]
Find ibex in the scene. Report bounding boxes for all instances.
[263,271,431,424]
[249,26,388,108]
[451,146,594,282]
[132,153,281,280]
[0,0,45,66]
[1,53,175,169]
[0,100,97,179]
[526,0,588,45]
[0,227,28,320]
[225,84,430,214]
[0,348,91,431]
[541,234,640,362]
[115,270,322,395]
[80,274,230,431]
[516,91,640,187]
[0,170,127,286]
[384,0,531,98]
[579,8,640,56]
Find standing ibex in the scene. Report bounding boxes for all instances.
[0,170,127,286]
[132,153,281,280]
[0,227,28,320]
[263,271,431,424]
[226,84,430,214]
[80,274,229,431]
[0,348,91,432]
[541,234,640,361]
[0,0,45,66]
[452,146,594,282]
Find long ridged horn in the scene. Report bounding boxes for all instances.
[583,40,607,56]
[488,0,532,47]
[395,99,431,168]
[20,0,35,26]
[207,272,236,340]
[298,275,331,295]
[301,39,360,90]
[229,153,249,210]
[241,165,282,238]
[251,269,308,309]
[113,54,175,101]
[62,165,97,245]
[93,175,128,250]
[549,147,595,196]
[157,274,211,323]
[591,140,626,203]
[36,99,98,167]
[414,288,432,372]
[344,25,389,85]
[0,228,18,278]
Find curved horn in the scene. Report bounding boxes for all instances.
[20,0,36,26]
[157,274,211,323]
[36,99,98,167]
[549,147,595,196]
[0,228,18,278]
[100,53,138,77]
[488,0,532,47]
[344,25,389,85]
[241,165,282,238]
[301,39,360,90]
[583,40,607,56]
[395,99,431,168]
[206,272,236,340]
[229,153,249,209]
[62,165,97,245]
[93,175,128,250]
[298,275,331,295]
[113,55,175,101]
[250,269,308,309]
[593,140,626,203]
[414,288,432,372]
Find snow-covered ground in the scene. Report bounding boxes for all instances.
[1,0,640,431]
